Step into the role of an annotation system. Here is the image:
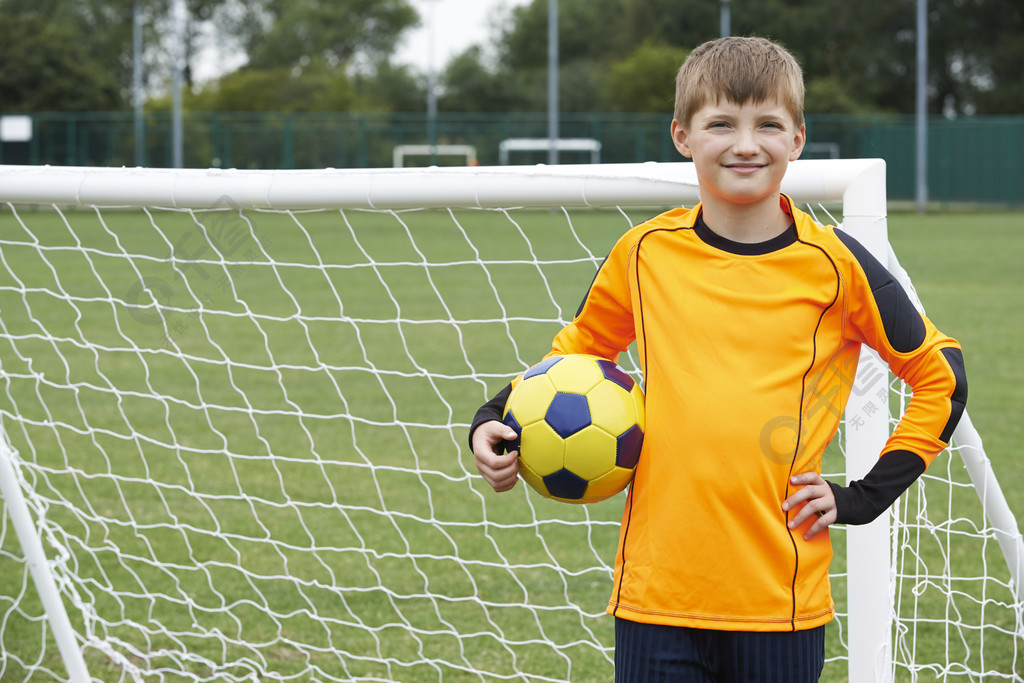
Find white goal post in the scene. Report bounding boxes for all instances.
[0,160,1021,682]
[393,144,478,168]
[498,138,602,165]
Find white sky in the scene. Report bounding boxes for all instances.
[394,0,532,72]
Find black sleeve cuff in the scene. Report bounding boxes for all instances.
[828,450,927,525]
[467,383,513,450]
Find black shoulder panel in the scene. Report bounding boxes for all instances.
[834,229,926,353]
[939,347,968,443]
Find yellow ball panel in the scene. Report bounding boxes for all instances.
[544,355,604,394]
[517,459,551,499]
[586,380,638,436]
[630,382,646,429]
[506,375,557,426]
[520,421,566,476]
[582,466,635,503]
[562,425,617,480]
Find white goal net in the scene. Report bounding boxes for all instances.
[0,161,1020,682]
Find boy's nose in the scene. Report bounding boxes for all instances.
[732,129,760,156]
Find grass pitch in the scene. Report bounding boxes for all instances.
[0,203,1021,681]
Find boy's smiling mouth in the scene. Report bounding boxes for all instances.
[725,162,766,173]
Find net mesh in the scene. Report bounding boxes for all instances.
[0,194,1019,682]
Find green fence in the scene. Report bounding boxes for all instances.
[1,111,1021,204]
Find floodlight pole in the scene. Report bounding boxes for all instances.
[547,0,559,165]
[426,0,439,165]
[171,0,186,168]
[915,0,928,213]
[133,2,144,167]
[720,0,731,37]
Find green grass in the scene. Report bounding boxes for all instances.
[888,210,1024,519]
[0,204,1021,681]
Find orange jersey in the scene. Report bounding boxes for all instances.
[545,197,965,632]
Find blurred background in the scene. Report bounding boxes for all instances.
[0,0,1021,205]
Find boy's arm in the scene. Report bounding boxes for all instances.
[823,230,968,526]
[826,450,926,525]
[468,225,641,497]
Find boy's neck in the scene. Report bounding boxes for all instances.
[699,193,793,244]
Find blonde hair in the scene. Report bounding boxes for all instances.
[674,36,805,130]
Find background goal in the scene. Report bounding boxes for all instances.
[0,161,1020,682]
[392,144,478,168]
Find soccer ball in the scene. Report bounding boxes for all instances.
[502,354,645,504]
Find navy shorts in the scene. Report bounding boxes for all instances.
[614,618,825,683]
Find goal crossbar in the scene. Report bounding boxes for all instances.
[0,159,879,211]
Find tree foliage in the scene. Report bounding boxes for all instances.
[441,0,1022,116]
[227,0,418,70]
[603,41,690,114]
[0,0,132,111]
[0,0,421,113]
[1,0,1020,115]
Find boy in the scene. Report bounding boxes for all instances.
[469,36,966,681]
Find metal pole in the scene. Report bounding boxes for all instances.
[915,0,928,213]
[426,0,438,166]
[720,0,731,38]
[547,0,559,165]
[133,1,144,167]
[0,437,91,682]
[171,0,185,169]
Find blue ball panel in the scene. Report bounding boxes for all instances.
[545,392,591,438]
[502,412,522,454]
[543,468,589,500]
[616,424,644,468]
[523,356,563,380]
[597,359,635,392]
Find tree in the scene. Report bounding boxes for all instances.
[927,0,1024,115]
[6,0,1019,116]
[227,0,418,70]
[499,0,628,70]
[0,0,421,113]
[441,0,1022,115]
[603,40,689,113]
[0,0,131,111]
[439,46,519,113]
[184,0,422,113]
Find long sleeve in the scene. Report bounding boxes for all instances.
[548,234,637,364]
[827,229,968,524]
[469,227,643,451]
[467,383,512,450]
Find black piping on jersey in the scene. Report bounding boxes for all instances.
[613,215,824,623]
[612,222,692,616]
[783,234,842,630]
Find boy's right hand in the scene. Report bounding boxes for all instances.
[472,420,520,492]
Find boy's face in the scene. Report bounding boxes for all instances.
[671,98,805,210]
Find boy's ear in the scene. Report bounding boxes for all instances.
[670,119,693,159]
[790,123,807,162]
